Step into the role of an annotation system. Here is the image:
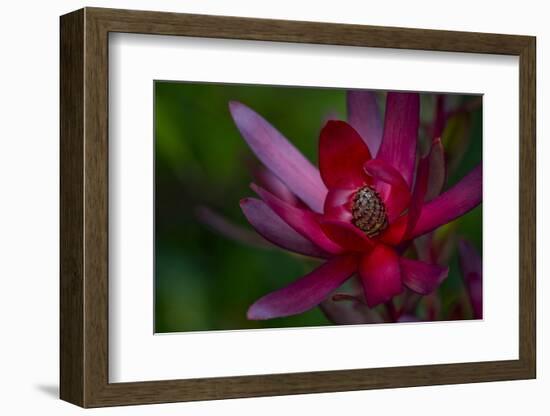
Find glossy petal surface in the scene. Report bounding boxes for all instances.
[252,184,342,254]
[248,255,359,320]
[320,220,375,252]
[359,245,403,307]
[376,92,420,187]
[230,101,327,212]
[411,164,482,238]
[347,90,383,155]
[319,120,371,189]
[240,198,328,258]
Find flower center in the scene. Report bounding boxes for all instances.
[351,186,388,238]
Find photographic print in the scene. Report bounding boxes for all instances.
[60,9,535,406]
[154,82,482,333]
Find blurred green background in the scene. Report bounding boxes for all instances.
[154,81,482,333]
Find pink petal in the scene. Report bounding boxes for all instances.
[458,239,483,319]
[359,244,403,307]
[229,101,327,212]
[240,198,328,258]
[247,255,359,320]
[319,120,372,189]
[323,187,355,222]
[347,90,383,156]
[196,206,271,249]
[405,155,430,238]
[379,219,407,245]
[410,164,482,239]
[364,159,411,223]
[425,138,447,201]
[400,258,449,294]
[252,184,343,255]
[254,167,299,206]
[319,220,375,252]
[376,92,420,187]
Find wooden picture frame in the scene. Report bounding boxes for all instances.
[60,7,536,408]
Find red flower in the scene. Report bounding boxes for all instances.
[230,91,482,320]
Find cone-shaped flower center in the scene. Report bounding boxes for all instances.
[351,185,388,238]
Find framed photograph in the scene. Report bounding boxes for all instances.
[60,7,536,407]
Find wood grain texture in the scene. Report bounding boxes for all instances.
[59,7,537,408]
[59,8,84,406]
[518,38,536,376]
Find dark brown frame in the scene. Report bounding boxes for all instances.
[60,7,536,408]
